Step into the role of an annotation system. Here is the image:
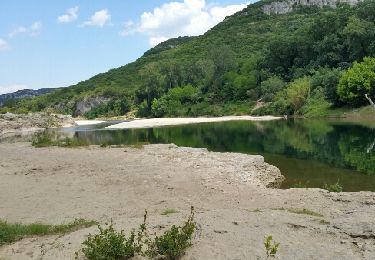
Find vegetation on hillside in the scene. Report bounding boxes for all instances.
[1,0,375,118]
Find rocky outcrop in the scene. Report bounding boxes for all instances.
[74,96,110,116]
[262,0,363,15]
[144,144,285,188]
[0,112,74,138]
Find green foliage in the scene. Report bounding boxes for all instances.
[311,67,343,105]
[80,207,196,260]
[286,77,311,114]
[145,207,196,259]
[5,1,375,117]
[323,180,343,192]
[151,85,200,117]
[260,76,286,102]
[85,98,130,119]
[264,235,280,258]
[302,87,332,117]
[82,221,138,260]
[258,77,311,115]
[0,219,96,246]
[337,57,375,106]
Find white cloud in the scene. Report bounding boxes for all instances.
[8,21,42,38]
[57,6,79,24]
[0,38,9,52]
[82,9,111,27]
[121,0,248,46]
[0,84,28,95]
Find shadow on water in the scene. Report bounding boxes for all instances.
[47,119,375,192]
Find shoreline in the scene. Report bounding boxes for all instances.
[0,143,374,259]
[106,115,282,129]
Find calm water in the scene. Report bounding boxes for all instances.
[50,119,375,192]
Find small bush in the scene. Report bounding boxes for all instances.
[145,207,196,259]
[82,221,139,260]
[32,132,55,147]
[80,207,196,260]
[264,235,279,258]
[323,180,343,192]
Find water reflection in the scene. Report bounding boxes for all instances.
[48,119,375,191]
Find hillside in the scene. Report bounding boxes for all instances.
[0,88,58,107]
[2,0,375,118]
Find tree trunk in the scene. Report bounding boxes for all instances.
[365,94,375,109]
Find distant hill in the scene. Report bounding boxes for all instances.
[3,0,374,117]
[0,88,58,107]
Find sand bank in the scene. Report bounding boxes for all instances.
[74,120,106,126]
[0,143,374,259]
[106,115,281,129]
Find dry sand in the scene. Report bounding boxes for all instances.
[0,143,374,260]
[106,116,282,129]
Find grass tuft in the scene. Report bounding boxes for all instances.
[323,180,343,192]
[287,208,323,217]
[0,219,97,246]
[161,209,179,216]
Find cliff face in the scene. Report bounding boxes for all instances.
[261,0,363,15]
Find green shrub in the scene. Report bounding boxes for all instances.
[264,235,280,258]
[302,87,332,117]
[82,221,139,260]
[85,98,130,119]
[323,180,343,192]
[145,207,196,259]
[80,207,196,260]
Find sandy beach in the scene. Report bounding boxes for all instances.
[0,142,374,259]
[74,120,106,126]
[106,116,282,129]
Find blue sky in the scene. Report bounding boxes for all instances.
[0,0,251,94]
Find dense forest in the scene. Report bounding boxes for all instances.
[1,0,375,118]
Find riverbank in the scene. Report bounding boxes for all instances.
[106,116,282,129]
[0,143,374,259]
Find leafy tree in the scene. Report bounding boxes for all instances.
[222,71,258,101]
[337,57,375,106]
[343,17,375,60]
[260,76,286,101]
[311,67,343,105]
[151,85,200,117]
[286,77,311,114]
[136,63,163,115]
